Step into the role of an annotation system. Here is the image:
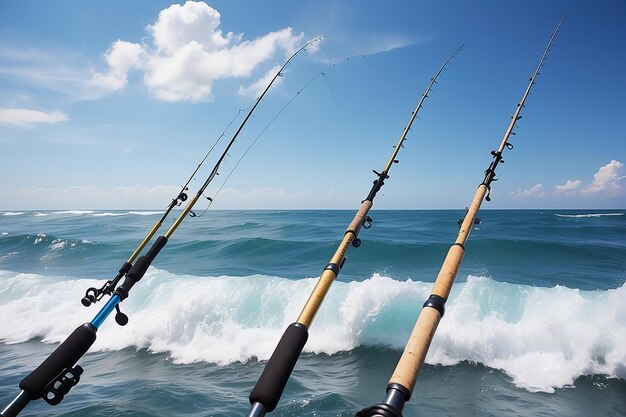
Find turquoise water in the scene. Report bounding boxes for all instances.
[1,210,625,416]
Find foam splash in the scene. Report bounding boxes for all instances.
[52,210,95,215]
[1,212,24,216]
[0,269,624,393]
[555,213,624,218]
[90,211,162,217]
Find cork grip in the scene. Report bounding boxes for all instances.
[388,184,488,395]
[457,185,487,246]
[297,233,353,327]
[389,307,442,392]
[346,201,373,235]
[431,245,464,300]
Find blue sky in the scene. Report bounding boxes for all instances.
[0,0,624,210]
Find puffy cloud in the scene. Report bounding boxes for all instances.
[582,160,624,194]
[511,184,545,198]
[91,41,144,91]
[519,161,625,202]
[92,1,307,102]
[554,179,582,195]
[149,1,235,54]
[0,107,68,128]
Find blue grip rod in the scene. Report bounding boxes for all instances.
[90,295,120,329]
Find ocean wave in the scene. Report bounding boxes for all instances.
[0,269,624,393]
[52,210,96,215]
[0,212,24,216]
[555,213,624,218]
[90,211,163,217]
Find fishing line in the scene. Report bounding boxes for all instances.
[194,71,328,216]
[193,54,375,216]
[190,55,367,215]
[322,72,339,109]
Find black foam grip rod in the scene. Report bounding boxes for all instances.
[0,390,31,417]
[115,236,167,299]
[355,404,403,417]
[249,323,308,412]
[18,324,96,399]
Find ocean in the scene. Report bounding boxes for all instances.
[0,209,625,416]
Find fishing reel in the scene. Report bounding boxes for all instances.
[174,188,189,206]
[114,305,129,326]
[81,281,112,307]
[352,216,373,248]
[457,207,481,227]
[81,286,129,326]
[42,365,83,405]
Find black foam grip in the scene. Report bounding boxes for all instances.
[19,324,96,399]
[115,237,168,299]
[126,256,151,282]
[249,323,308,412]
[115,257,149,299]
[355,404,403,417]
[119,261,133,275]
[145,236,167,261]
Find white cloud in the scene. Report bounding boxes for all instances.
[511,184,545,198]
[149,1,235,54]
[518,160,625,202]
[360,33,429,56]
[582,160,624,194]
[93,1,307,102]
[0,107,68,128]
[0,184,345,210]
[238,65,282,97]
[0,184,181,209]
[91,40,144,91]
[314,33,431,65]
[554,179,582,195]
[0,43,109,100]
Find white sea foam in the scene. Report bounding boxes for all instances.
[1,212,24,216]
[555,213,624,218]
[91,211,163,217]
[33,233,46,244]
[0,269,624,393]
[52,210,96,215]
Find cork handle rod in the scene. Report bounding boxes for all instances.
[247,45,463,417]
[355,14,567,417]
[299,45,464,327]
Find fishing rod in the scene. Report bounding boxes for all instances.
[245,45,464,417]
[355,15,566,417]
[0,36,323,417]
[79,109,243,314]
[197,71,330,216]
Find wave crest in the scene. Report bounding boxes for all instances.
[555,213,624,218]
[0,269,624,393]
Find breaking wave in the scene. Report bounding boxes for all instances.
[555,213,624,218]
[0,268,624,393]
